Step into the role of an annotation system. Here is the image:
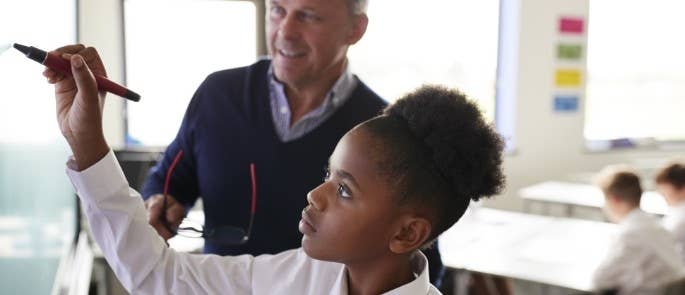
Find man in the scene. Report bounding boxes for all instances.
[137,0,445,285]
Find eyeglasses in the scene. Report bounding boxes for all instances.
[163,150,257,245]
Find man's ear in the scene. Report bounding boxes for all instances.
[346,13,368,45]
[388,216,432,254]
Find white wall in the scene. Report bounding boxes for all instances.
[486,0,683,211]
[80,0,684,211]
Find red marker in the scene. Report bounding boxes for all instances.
[13,43,140,102]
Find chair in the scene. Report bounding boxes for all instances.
[114,148,163,191]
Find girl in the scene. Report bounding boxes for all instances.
[52,53,504,295]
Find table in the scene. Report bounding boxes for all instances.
[440,207,617,291]
[519,181,668,216]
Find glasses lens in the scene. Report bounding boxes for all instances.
[205,226,247,245]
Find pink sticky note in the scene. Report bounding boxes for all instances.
[559,17,584,34]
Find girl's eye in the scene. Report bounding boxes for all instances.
[323,169,331,181]
[337,184,351,198]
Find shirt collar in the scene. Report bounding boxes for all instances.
[619,209,650,230]
[664,202,685,230]
[671,201,685,212]
[327,60,357,107]
[330,251,431,295]
[666,201,685,219]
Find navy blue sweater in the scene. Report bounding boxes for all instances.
[141,60,444,284]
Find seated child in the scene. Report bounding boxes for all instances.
[52,54,505,295]
[655,162,685,262]
[592,165,685,295]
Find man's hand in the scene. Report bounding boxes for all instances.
[44,45,109,170]
[145,194,186,240]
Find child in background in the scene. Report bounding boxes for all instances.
[592,166,685,295]
[49,53,506,295]
[655,162,685,263]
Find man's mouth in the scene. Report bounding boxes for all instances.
[278,49,305,58]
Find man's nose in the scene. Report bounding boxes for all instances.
[278,14,301,40]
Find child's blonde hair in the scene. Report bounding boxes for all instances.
[594,165,642,206]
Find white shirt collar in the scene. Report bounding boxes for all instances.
[664,202,685,229]
[329,251,432,295]
[619,209,659,232]
[669,201,685,214]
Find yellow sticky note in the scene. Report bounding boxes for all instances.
[555,69,582,87]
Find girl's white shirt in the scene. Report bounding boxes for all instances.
[66,150,440,295]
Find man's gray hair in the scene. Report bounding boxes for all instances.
[348,0,368,15]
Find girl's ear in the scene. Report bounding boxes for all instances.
[388,215,432,254]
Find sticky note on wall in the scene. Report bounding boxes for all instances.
[557,44,582,60]
[555,69,582,87]
[559,17,584,34]
[554,95,579,112]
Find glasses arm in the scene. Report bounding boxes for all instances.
[245,163,257,241]
[177,226,204,234]
[162,150,185,235]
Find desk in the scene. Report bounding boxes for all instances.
[440,207,616,291]
[519,181,668,216]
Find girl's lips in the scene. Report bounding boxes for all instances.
[299,210,317,235]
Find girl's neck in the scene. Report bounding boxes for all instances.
[345,252,416,295]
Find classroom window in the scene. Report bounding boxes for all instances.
[348,0,501,123]
[0,4,76,144]
[0,0,77,293]
[124,0,257,146]
[585,0,685,149]
[124,0,509,148]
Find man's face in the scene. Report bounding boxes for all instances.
[266,0,366,90]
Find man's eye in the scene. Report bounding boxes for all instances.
[337,184,351,198]
[296,11,320,22]
[270,6,285,17]
[304,13,320,21]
